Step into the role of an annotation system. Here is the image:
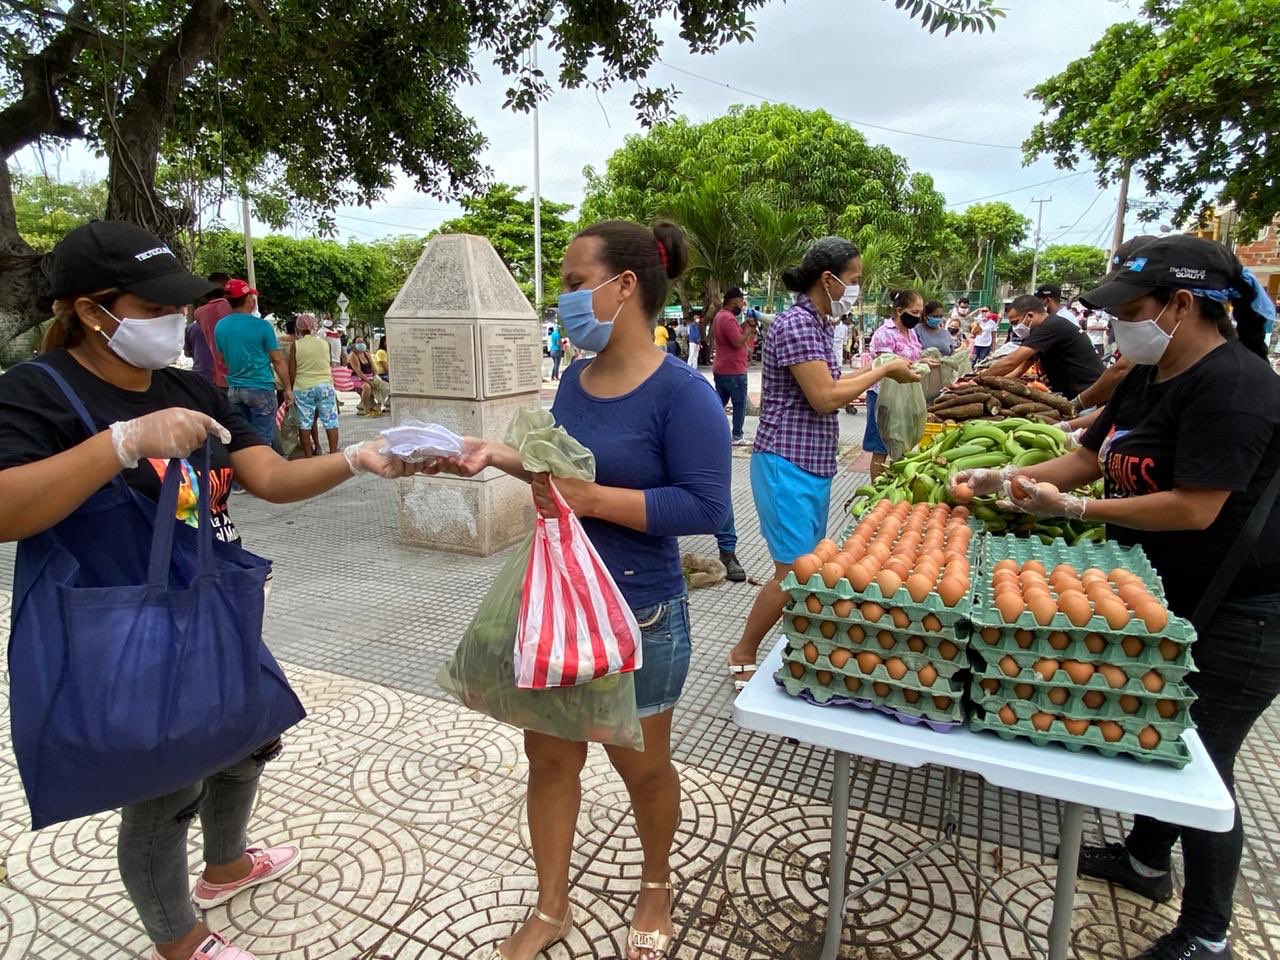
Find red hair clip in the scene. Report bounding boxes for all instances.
[655,240,668,270]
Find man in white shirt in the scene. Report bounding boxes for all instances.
[831,318,850,367]
[1034,283,1077,323]
[1086,310,1110,357]
[972,311,999,361]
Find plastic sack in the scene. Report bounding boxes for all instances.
[873,353,928,461]
[436,409,644,749]
[380,420,464,461]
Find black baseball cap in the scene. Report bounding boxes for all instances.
[1081,234,1241,311]
[1033,282,1062,300]
[724,287,745,300]
[47,221,221,305]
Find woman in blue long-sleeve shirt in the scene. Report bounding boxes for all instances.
[437,219,731,960]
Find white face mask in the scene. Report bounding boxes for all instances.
[1112,302,1179,365]
[826,274,860,320]
[96,307,187,370]
[1012,322,1032,339]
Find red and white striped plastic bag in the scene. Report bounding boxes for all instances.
[515,481,641,689]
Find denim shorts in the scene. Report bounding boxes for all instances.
[630,594,692,718]
[861,390,888,455]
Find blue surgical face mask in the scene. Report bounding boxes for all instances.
[558,274,622,354]
[925,316,943,328]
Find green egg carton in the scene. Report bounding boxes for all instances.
[969,705,1191,767]
[780,573,974,628]
[968,626,1196,680]
[969,642,1196,688]
[782,627,970,680]
[780,640,966,699]
[968,676,1194,736]
[777,663,965,725]
[969,667,1195,725]
[783,605,972,650]
[979,533,1169,597]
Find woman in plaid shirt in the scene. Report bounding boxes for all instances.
[727,238,919,688]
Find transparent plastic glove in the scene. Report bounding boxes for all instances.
[950,465,1017,499]
[343,440,421,479]
[110,409,231,469]
[999,477,1088,519]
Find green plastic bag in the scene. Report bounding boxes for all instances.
[873,353,928,461]
[436,410,645,749]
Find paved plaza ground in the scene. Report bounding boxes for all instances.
[1,382,1278,959]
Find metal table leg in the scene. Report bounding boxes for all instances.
[822,751,852,960]
[1048,801,1084,960]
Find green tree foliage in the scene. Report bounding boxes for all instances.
[945,201,1029,289]
[9,173,106,252]
[1025,0,1280,235]
[432,184,575,309]
[996,244,1107,294]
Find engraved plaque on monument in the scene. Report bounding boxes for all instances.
[383,234,541,555]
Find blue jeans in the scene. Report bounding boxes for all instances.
[550,351,563,380]
[630,595,692,718]
[1126,592,1280,940]
[716,510,737,555]
[714,373,749,440]
[228,386,277,446]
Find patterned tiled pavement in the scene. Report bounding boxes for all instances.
[1,389,1278,959]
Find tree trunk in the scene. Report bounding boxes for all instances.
[0,163,48,351]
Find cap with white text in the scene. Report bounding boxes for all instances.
[47,220,220,306]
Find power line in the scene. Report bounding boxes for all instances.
[1043,188,1106,247]
[334,211,436,232]
[654,59,1023,151]
[945,170,1092,208]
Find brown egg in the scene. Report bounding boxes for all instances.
[821,562,846,589]
[1051,563,1078,580]
[1141,670,1165,693]
[1095,597,1131,630]
[1033,658,1060,681]
[1063,660,1094,685]
[829,648,852,669]
[980,678,1000,694]
[832,551,856,571]
[844,676,862,693]
[1032,712,1053,732]
[793,553,822,584]
[1136,599,1169,633]
[1099,664,1128,689]
[1121,635,1144,658]
[1058,591,1093,627]
[845,542,867,563]
[1047,631,1071,651]
[803,642,819,664]
[901,688,920,704]
[815,538,838,561]
[998,705,1017,726]
[906,573,933,603]
[1119,695,1140,714]
[1047,687,1069,705]
[890,608,912,629]
[1083,690,1105,709]
[918,664,938,687]
[1081,567,1108,583]
[994,558,1019,574]
[1029,595,1058,627]
[1023,559,1047,576]
[860,601,885,623]
[1086,581,1117,605]
[788,661,805,679]
[1138,727,1161,750]
[999,655,1021,678]
[886,657,908,680]
[855,651,881,673]
[815,670,833,686]
[938,639,959,660]
[1063,718,1089,736]
[1098,720,1124,743]
[847,623,866,643]
[938,577,966,608]
[1022,585,1053,607]
[1158,637,1181,661]
[1156,699,1178,719]
[847,561,875,592]
[873,681,892,698]
[806,595,823,614]
[832,599,855,618]
[1015,629,1035,649]
[996,592,1025,624]
[1084,633,1107,655]
[1117,582,1148,607]
[792,616,810,635]
[1020,570,1048,591]
[922,613,943,633]
[906,635,926,653]
[866,542,891,563]
[819,621,837,639]
[884,557,911,582]
[1015,682,1034,699]
[877,630,897,650]
[933,696,953,710]
[980,627,1002,645]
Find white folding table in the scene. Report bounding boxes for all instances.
[732,637,1235,960]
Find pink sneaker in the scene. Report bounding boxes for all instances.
[192,843,302,909]
[150,931,258,959]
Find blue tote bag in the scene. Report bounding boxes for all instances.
[7,362,306,829]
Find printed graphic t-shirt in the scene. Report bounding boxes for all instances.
[0,349,266,544]
[1081,341,1280,615]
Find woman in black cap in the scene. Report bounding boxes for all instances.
[0,221,421,960]
[953,234,1279,960]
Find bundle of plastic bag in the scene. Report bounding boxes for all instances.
[380,420,465,461]
[873,353,928,461]
[436,409,644,749]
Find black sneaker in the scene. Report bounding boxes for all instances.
[720,553,747,583]
[1135,928,1232,959]
[1077,842,1174,902]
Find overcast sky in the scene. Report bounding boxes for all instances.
[11,0,1159,250]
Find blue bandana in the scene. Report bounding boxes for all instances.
[1188,268,1276,335]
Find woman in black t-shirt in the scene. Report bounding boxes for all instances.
[0,222,421,960]
[953,235,1279,960]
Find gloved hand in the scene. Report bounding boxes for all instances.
[950,465,1017,499]
[343,440,423,479]
[109,409,231,469]
[999,476,1089,519]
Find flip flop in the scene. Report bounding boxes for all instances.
[727,661,756,691]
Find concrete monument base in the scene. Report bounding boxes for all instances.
[396,472,534,556]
